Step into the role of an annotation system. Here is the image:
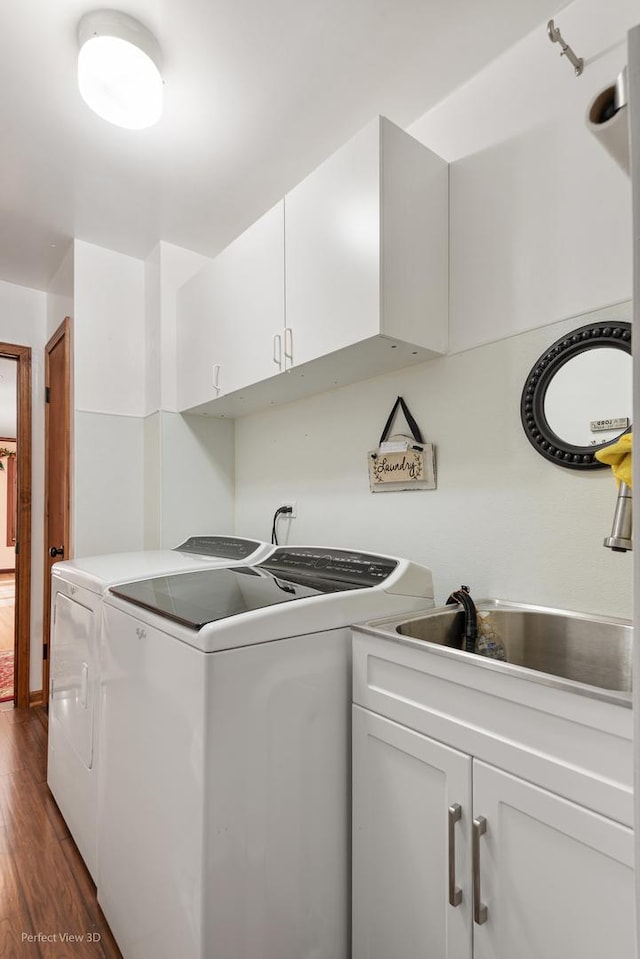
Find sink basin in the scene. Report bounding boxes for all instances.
[392,600,632,696]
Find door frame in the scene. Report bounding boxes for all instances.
[42,318,72,707]
[0,343,32,709]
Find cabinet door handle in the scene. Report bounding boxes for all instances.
[473,815,488,925]
[212,364,221,392]
[79,662,89,709]
[273,333,282,369]
[448,803,463,907]
[284,326,293,367]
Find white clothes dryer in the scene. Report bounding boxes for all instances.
[98,546,435,959]
[47,535,272,881]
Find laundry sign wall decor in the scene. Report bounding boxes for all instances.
[368,396,436,492]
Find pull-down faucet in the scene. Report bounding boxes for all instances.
[446,586,478,653]
[446,586,506,660]
[603,481,632,552]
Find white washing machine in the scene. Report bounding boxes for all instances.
[47,535,272,882]
[98,546,435,959]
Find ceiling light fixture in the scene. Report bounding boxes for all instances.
[77,10,163,130]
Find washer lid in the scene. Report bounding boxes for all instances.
[108,561,373,631]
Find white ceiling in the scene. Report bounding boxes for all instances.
[1,0,566,292]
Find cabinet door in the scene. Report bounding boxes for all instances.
[214,200,285,394]
[177,201,284,409]
[472,761,635,959]
[177,257,227,410]
[285,119,381,368]
[352,706,472,959]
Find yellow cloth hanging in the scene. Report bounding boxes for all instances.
[595,432,632,488]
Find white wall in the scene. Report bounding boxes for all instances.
[409,0,635,352]
[74,412,144,556]
[74,240,146,417]
[157,412,235,548]
[233,0,635,618]
[73,240,146,556]
[0,279,46,691]
[142,411,235,549]
[235,305,632,616]
[46,243,73,340]
[145,242,233,549]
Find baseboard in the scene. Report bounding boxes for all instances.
[0,568,15,574]
[29,689,44,707]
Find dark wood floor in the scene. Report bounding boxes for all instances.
[0,704,123,959]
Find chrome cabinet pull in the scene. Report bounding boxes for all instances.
[212,364,221,392]
[284,326,293,366]
[473,815,488,924]
[448,803,462,907]
[273,333,282,369]
[79,662,89,709]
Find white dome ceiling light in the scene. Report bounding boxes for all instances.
[77,10,163,130]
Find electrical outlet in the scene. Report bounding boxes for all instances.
[279,501,297,518]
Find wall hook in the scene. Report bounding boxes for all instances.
[547,19,583,76]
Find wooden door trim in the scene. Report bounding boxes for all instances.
[0,343,32,708]
[42,318,72,707]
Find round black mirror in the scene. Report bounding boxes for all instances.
[520,321,632,470]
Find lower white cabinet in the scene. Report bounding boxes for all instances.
[352,706,635,959]
[353,707,472,959]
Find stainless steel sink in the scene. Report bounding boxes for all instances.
[392,600,632,696]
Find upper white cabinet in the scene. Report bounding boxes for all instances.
[176,116,448,417]
[177,201,285,411]
[285,115,448,368]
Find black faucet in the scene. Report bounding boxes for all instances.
[446,585,478,654]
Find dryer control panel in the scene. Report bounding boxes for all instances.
[258,548,398,586]
[175,536,262,560]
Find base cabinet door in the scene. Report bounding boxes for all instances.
[471,761,635,959]
[352,706,473,959]
[352,709,635,959]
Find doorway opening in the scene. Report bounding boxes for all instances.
[0,379,17,701]
[0,344,31,709]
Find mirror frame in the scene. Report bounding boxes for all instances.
[520,320,632,470]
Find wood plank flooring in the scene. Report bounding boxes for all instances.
[0,705,122,959]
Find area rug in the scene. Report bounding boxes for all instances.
[0,648,14,702]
